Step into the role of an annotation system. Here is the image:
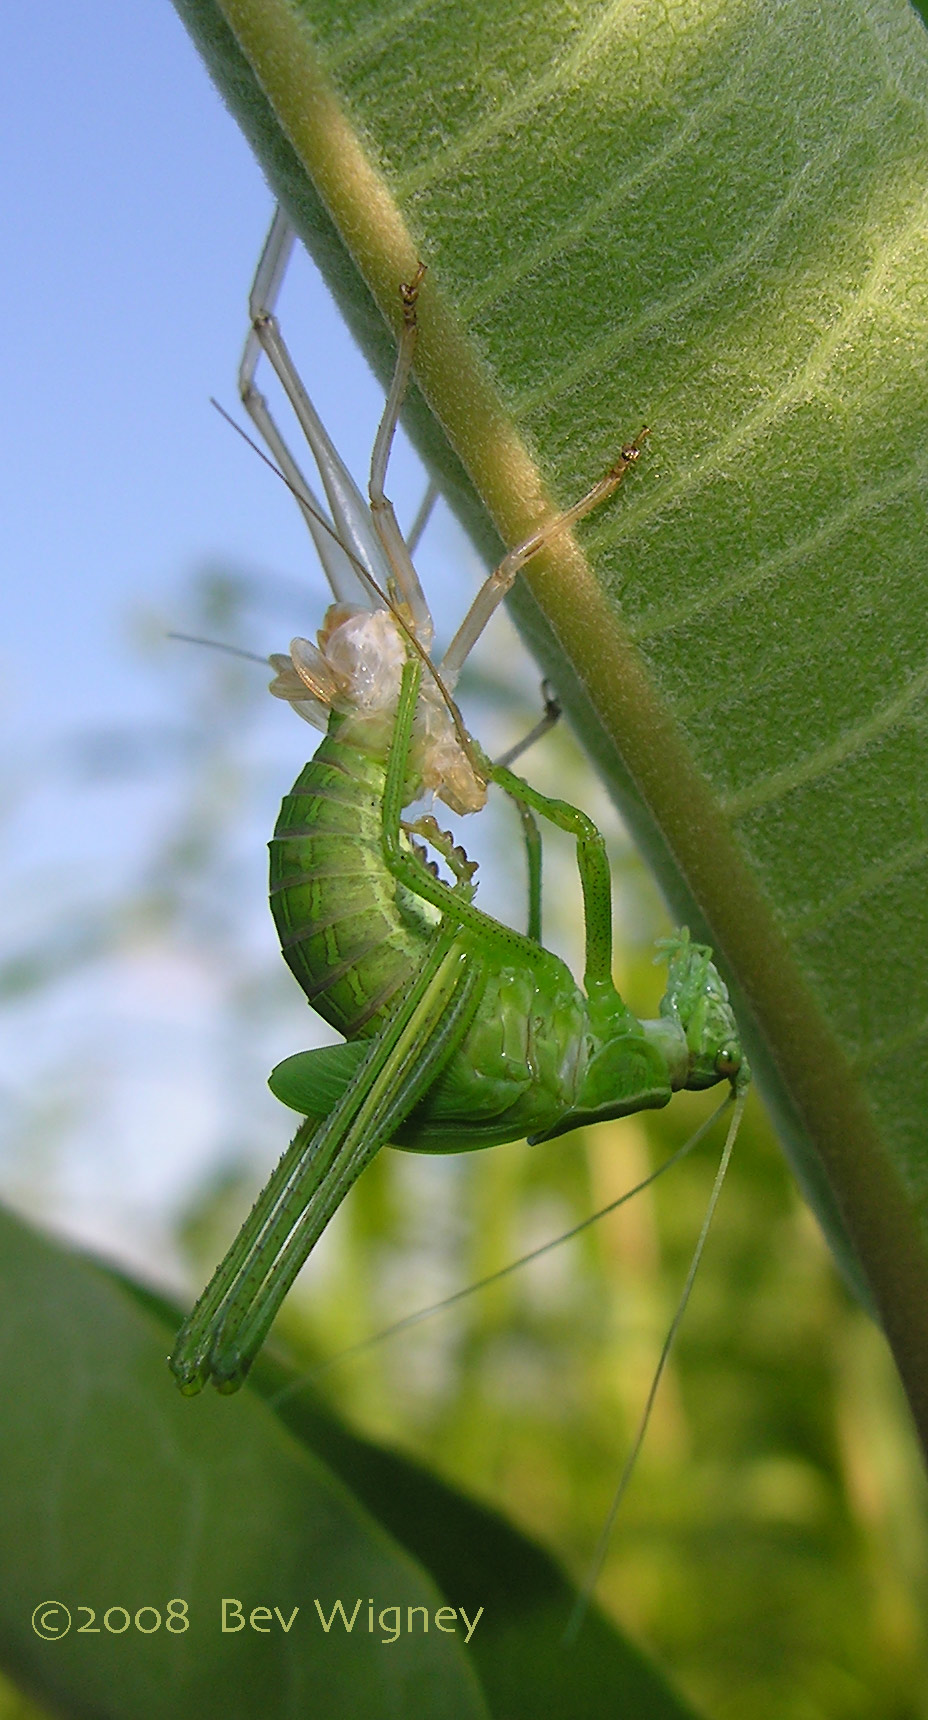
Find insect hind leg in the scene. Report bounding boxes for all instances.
[241,205,414,615]
[238,209,363,604]
[366,262,434,646]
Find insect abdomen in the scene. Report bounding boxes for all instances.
[269,724,435,1039]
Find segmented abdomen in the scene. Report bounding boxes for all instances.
[269,722,435,1039]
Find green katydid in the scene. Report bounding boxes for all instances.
[170,206,749,1406]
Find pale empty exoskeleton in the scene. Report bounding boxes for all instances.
[170,207,749,1412]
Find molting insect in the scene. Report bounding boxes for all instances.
[170,208,749,1425]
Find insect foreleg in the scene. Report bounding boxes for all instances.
[495,683,563,941]
[378,658,484,917]
[515,797,543,943]
[490,760,621,1007]
[380,660,620,998]
[439,431,650,690]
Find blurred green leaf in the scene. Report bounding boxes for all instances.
[0,1205,488,1720]
[253,1363,703,1720]
[0,1205,703,1720]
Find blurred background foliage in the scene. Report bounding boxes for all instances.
[2,510,927,1718]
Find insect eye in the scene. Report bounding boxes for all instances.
[715,1044,741,1080]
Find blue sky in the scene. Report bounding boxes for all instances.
[0,2,438,1260]
[0,1,558,1277]
[2,0,440,749]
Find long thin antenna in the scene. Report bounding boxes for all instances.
[210,398,364,571]
[167,631,271,666]
[563,1082,747,1644]
[266,1094,732,1409]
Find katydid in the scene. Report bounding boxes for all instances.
[170,207,749,1401]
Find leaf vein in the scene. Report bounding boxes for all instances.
[394,0,651,197]
[457,45,761,320]
[723,663,928,817]
[630,448,928,646]
[782,837,928,937]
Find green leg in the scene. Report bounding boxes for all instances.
[494,684,561,942]
[379,661,516,932]
[381,661,625,1010]
[171,660,494,1394]
[489,759,626,1015]
[379,662,559,968]
[171,923,479,1392]
[514,797,543,943]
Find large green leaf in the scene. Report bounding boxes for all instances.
[170,0,928,1449]
[0,1205,701,1720]
[0,1206,488,1720]
[250,1361,703,1720]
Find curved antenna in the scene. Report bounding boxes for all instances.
[563,1081,748,1643]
